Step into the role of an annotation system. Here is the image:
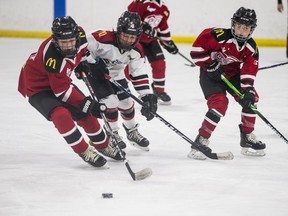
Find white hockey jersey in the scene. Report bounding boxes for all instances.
[87,29,152,96]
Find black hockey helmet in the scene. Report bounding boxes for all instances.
[116,11,142,51]
[51,16,80,57]
[231,7,257,42]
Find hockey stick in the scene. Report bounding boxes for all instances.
[259,61,288,71]
[221,74,288,144]
[158,38,195,67]
[81,72,152,181]
[178,51,195,67]
[105,74,233,160]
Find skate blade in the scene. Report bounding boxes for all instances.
[158,100,172,105]
[134,168,152,181]
[241,148,265,157]
[129,142,150,151]
[97,164,110,169]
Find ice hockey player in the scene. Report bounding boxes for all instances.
[127,0,179,105]
[18,16,122,167]
[189,7,266,159]
[80,11,158,151]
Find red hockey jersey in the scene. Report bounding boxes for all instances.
[128,0,171,44]
[190,27,259,89]
[18,28,88,107]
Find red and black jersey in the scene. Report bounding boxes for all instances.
[18,27,88,107]
[128,0,171,44]
[191,27,259,89]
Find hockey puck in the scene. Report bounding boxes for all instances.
[102,193,113,198]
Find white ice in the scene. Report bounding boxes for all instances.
[1,38,288,216]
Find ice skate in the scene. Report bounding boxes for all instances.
[187,135,210,160]
[104,126,127,149]
[89,140,124,161]
[152,83,172,105]
[239,125,266,156]
[123,124,150,151]
[154,91,172,105]
[78,146,108,168]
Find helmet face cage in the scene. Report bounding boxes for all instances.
[231,7,257,42]
[51,16,80,57]
[116,11,143,51]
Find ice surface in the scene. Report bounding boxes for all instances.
[1,38,288,216]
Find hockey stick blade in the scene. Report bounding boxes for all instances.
[135,168,152,180]
[125,162,152,181]
[178,52,195,67]
[214,152,234,160]
[193,141,234,160]
[184,63,195,67]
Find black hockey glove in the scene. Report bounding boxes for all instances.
[140,94,158,121]
[89,58,109,81]
[239,87,255,110]
[142,22,157,38]
[79,96,107,118]
[74,61,90,80]
[161,40,179,54]
[204,60,224,82]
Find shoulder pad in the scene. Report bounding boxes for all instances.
[78,28,87,46]
[210,28,232,42]
[44,44,64,73]
[246,38,258,58]
[93,30,116,45]
[246,38,257,50]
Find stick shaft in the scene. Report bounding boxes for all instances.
[178,51,195,66]
[81,71,139,180]
[259,62,288,71]
[221,75,288,144]
[105,74,234,160]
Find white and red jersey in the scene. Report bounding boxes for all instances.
[18,28,88,107]
[128,0,171,44]
[191,27,259,89]
[87,30,152,96]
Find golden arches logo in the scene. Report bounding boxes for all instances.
[46,58,56,69]
[79,31,86,38]
[215,29,224,37]
[98,31,107,37]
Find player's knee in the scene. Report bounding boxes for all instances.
[50,106,71,122]
[118,98,134,111]
[151,59,166,73]
[100,94,119,109]
[207,94,228,116]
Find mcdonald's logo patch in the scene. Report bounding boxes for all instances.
[46,58,56,69]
